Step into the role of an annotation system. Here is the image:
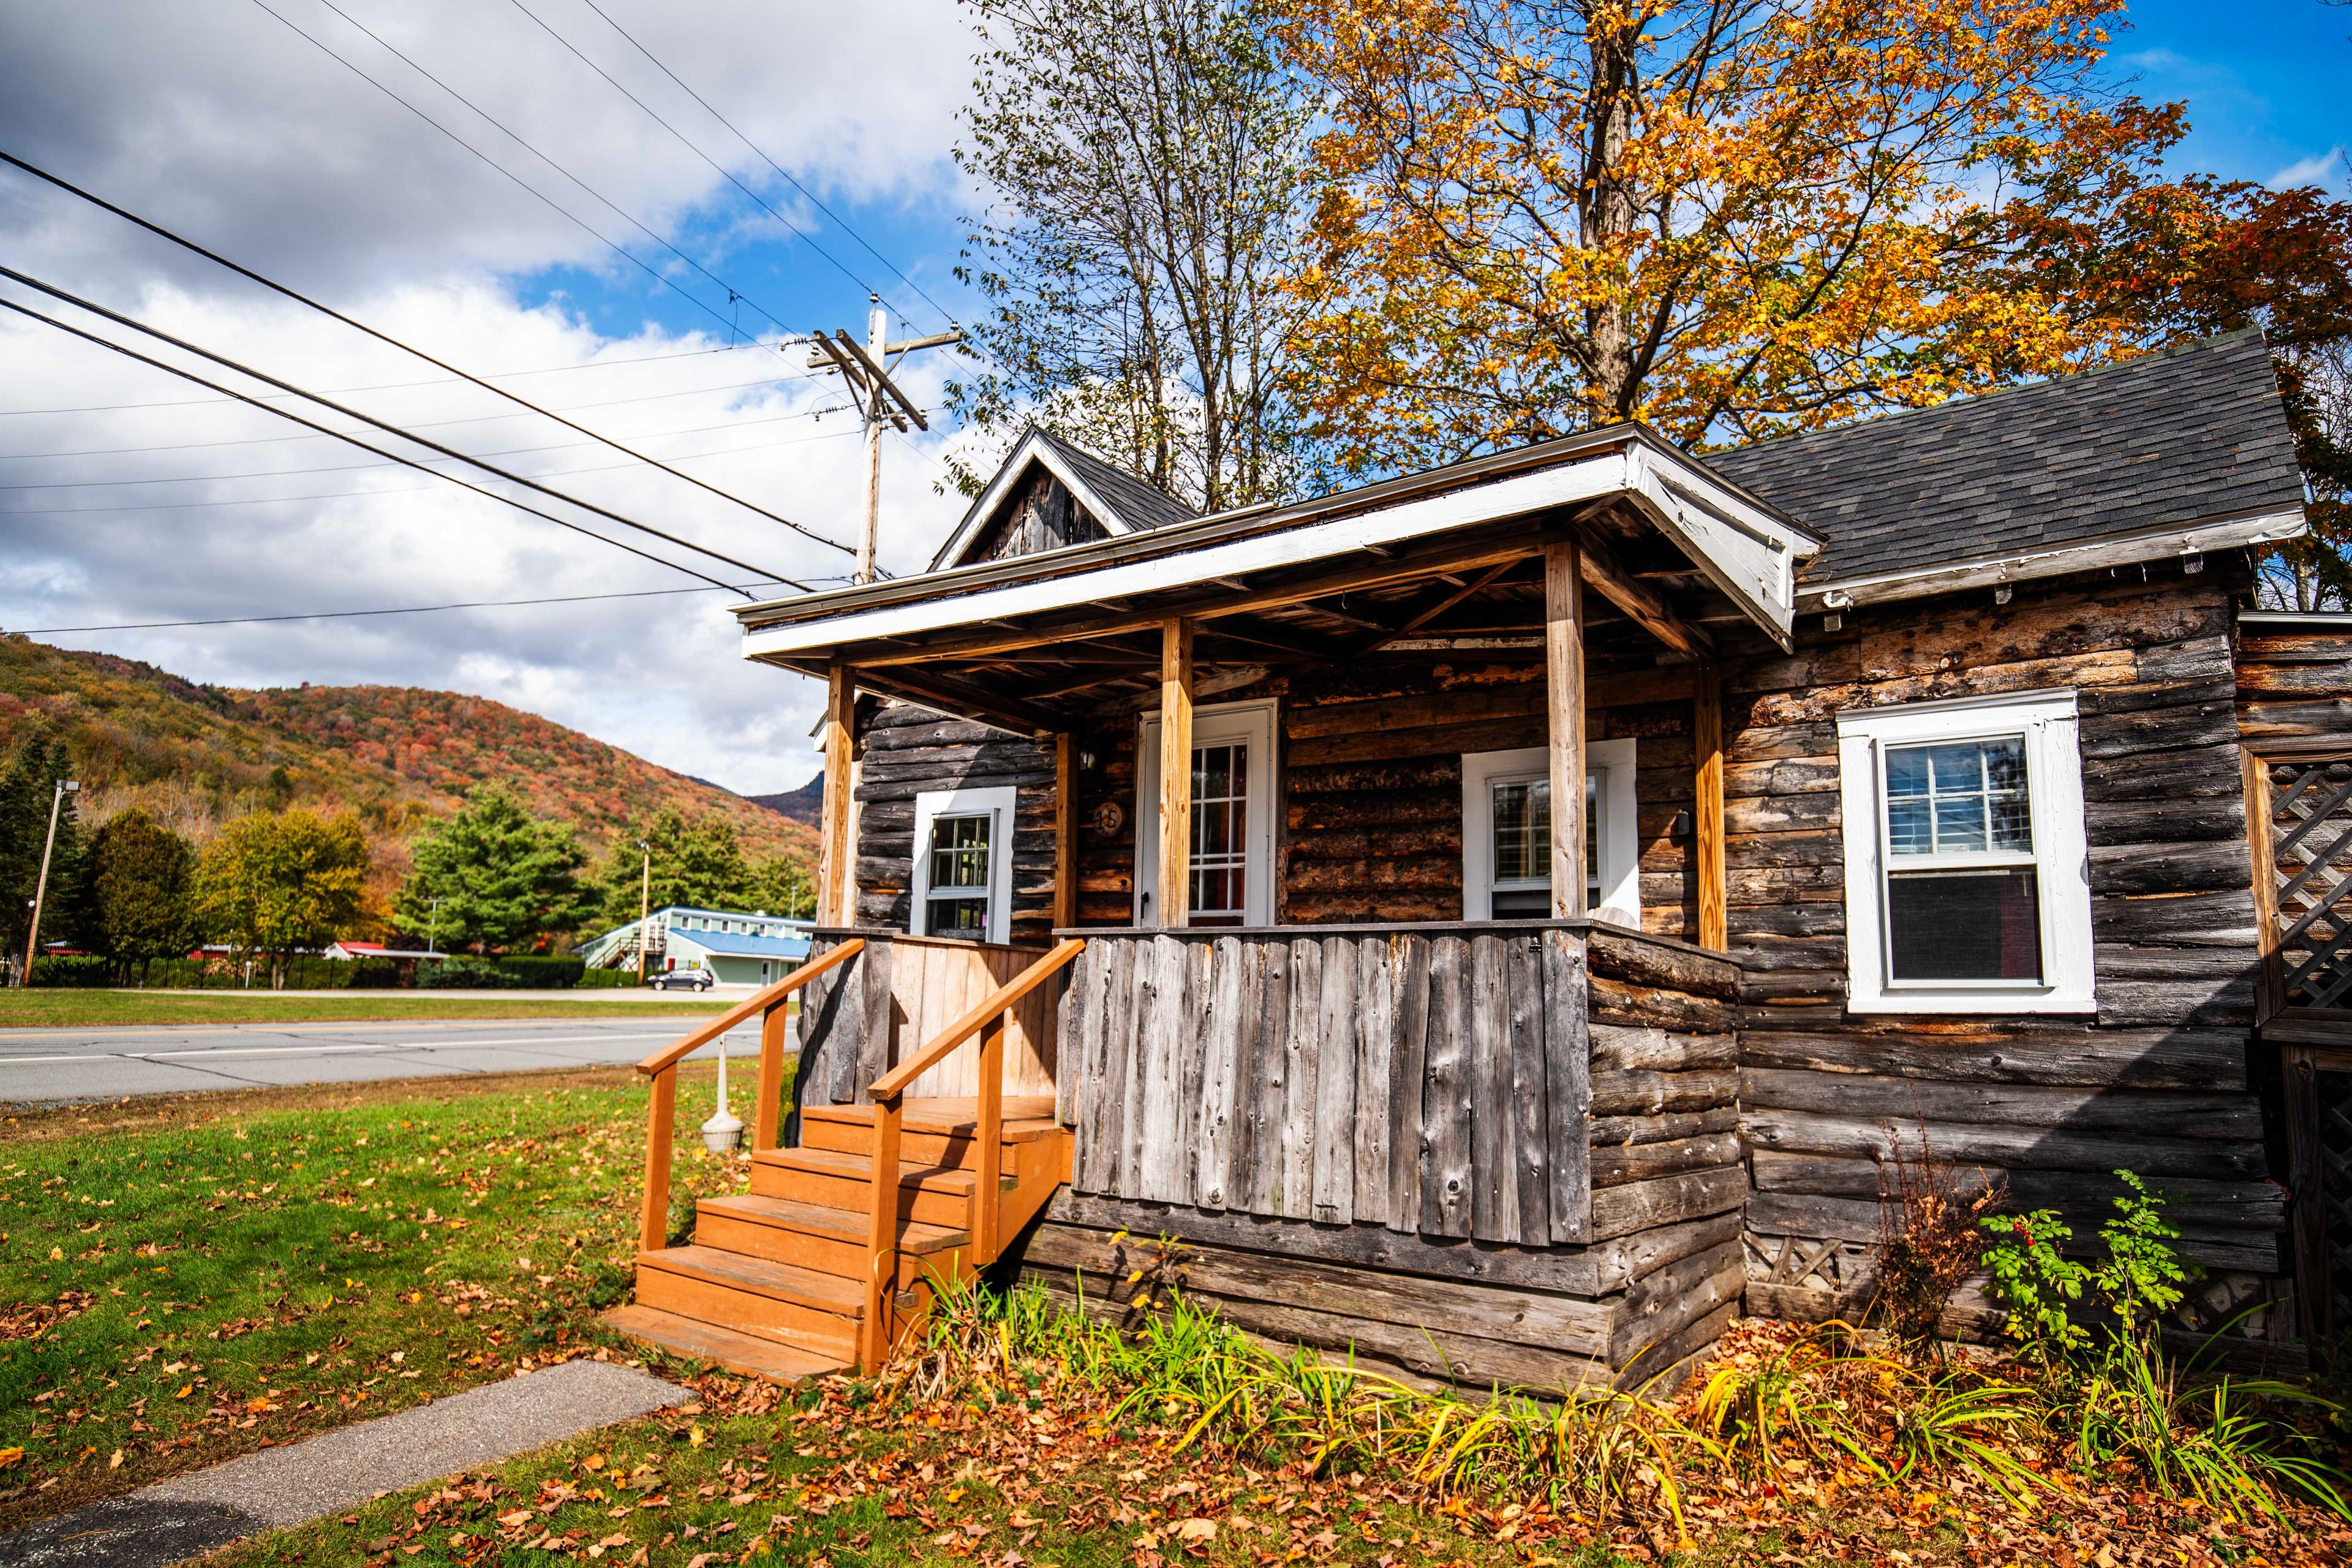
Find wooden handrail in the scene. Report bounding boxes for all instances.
[635,939,862,1077]
[858,935,1084,1370]
[866,937,1085,1101]
[636,938,865,1255]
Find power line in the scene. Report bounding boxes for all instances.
[0,360,820,421]
[12,580,851,636]
[575,0,959,328]
[0,424,864,516]
[0,340,775,416]
[503,0,931,329]
[0,293,761,595]
[0,149,854,557]
[0,393,860,464]
[247,0,809,360]
[0,263,808,587]
[0,405,858,491]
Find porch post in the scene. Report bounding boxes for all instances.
[1156,619,1194,927]
[1694,656,1727,950]
[1544,541,1587,918]
[1054,733,1079,930]
[817,665,858,925]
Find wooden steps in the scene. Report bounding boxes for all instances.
[611,1096,1070,1381]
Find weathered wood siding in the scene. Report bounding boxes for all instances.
[790,929,1057,1134]
[2237,617,2352,744]
[853,703,1060,946]
[1019,923,1745,1389]
[1069,660,1700,937]
[966,466,1109,564]
[1722,567,2287,1331]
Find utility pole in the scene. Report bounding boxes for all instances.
[425,896,442,957]
[17,778,77,987]
[636,839,652,986]
[808,302,961,584]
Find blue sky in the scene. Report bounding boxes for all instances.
[0,0,2343,796]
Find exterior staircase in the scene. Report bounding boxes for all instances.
[607,1096,1069,1381]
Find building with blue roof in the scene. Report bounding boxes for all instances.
[578,905,813,987]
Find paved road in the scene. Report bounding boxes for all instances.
[0,1016,771,1109]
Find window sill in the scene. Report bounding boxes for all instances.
[1847,989,2096,1016]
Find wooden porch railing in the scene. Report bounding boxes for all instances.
[858,936,1085,1368]
[634,940,865,1253]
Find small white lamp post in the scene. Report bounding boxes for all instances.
[700,1034,744,1154]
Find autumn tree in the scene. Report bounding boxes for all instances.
[948,0,1319,509]
[392,786,586,954]
[1997,170,2352,605]
[752,854,817,921]
[1276,0,2177,469]
[195,809,371,989]
[75,807,198,981]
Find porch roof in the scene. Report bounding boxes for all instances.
[736,424,1818,674]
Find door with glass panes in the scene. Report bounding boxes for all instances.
[1134,701,1276,927]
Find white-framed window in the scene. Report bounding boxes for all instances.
[1461,741,1640,925]
[1135,699,1278,927]
[911,785,1016,943]
[1835,689,2092,1014]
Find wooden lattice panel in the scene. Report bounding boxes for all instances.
[2263,757,2352,1016]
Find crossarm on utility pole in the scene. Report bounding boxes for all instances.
[830,331,929,431]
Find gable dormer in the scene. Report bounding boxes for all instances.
[930,428,1197,571]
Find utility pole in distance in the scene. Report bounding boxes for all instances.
[18,777,77,987]
[809,301,960,584]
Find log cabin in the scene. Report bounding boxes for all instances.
[607,330,2352,1390]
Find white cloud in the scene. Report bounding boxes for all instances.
[2271,149,2347,193]
[0,0,976,796]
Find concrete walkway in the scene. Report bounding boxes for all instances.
[0,1359,688,1567]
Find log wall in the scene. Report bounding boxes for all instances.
[1723,565,2290,1338]
[1016,923,1746,1390]
[1068,659,1700,937]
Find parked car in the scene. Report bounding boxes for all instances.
[648,969,714,992]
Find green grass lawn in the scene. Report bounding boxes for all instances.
[0,990,734,1029]
[0,1062,754,1533]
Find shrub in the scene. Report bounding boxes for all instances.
[345,957,402,989]
[495,955,586,989]
[575,967,637,989]
[28,954,113,988]
[1871,1123,1996,1350]
[419,957,530,989]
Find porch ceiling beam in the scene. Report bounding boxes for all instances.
[1576,533,1713,655]
[847,663,1069,736]
[1193,622,1343,663]
[1352,559,1521,658]
[846,527,1551,669]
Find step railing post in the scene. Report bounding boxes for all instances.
[753,995,790,1153]
[639,1065,677,1253]
[974,1011,1005,1265]
[860,1093,904,1370]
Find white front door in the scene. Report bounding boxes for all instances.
[1134,699,1277,928]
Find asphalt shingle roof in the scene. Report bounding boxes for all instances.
[1036,431,1199,533]
[1704,332,2305,584]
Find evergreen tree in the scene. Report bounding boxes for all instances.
[750,854,817,921]
[0,734,80,975]
[391,786,585,954]
[195,809,371,989]
[77,807,198,981]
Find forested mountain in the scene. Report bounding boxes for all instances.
[0,635,815,871]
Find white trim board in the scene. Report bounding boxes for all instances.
[743,442,1819,662]
[1133,699,1278,927]
[1798,508,2307,612]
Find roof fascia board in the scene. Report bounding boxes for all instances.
[742,450,1642,660]
[741,424,1670,630]
[1623,442,1815,650]
[1799,507,2308,612]
[927,430,1140,572]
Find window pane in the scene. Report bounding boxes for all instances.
[1887,868,2042,981]
[927,895,989,939]
[1492,780,1550,882]
[928,813,991,892]
[1189,742,1248,924]
[1886,736,2031,858]
[1491,888,1551,918]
